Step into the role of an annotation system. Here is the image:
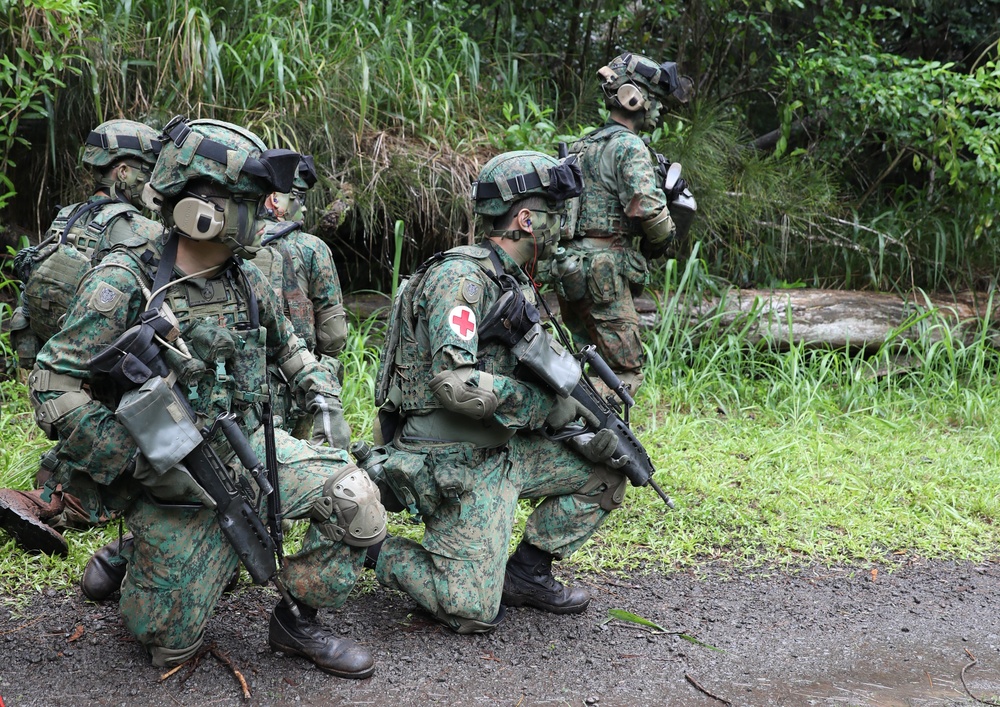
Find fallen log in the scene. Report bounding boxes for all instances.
[343,289,1000,349]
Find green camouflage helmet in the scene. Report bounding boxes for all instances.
[471,150,584,217]
[148,116,300,199]
[599,52,691,110]
[82,119,161,169]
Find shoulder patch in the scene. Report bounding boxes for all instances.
[89,281,125,315]
[448,305,478,341]
[460,278,482,304]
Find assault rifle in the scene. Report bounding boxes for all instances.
[478,274,673,507]
[90,318,300,614]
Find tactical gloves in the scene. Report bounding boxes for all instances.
[309,393,351,449]
[567,429,629,468]
[545,395,600,430]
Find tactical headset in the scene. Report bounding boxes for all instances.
[599,67,651,112]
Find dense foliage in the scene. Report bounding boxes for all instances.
[0,0,998,292]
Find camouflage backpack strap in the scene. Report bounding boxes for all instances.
[72,201,139,258]
[568,123,629,155]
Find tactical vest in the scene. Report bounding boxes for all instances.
[379,244,532,418]
[109,243,270,435]
[569,124,640,237]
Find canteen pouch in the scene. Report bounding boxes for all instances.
[116,376,203,475]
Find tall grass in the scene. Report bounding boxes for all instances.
[6,0,989,291]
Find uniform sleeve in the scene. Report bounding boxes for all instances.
[297,233,343,314]
[34,255,148,485]
[241,259,341,403]
[613,133,668,222]
[420,259,555,430]
[242,259,296,351]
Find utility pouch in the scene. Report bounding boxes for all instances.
[427,444,477,506]
[382,448,437,517]
[586,250,620,304]
[22,243,91,340]
[621,248,649,287]
[116,376,203,474]
[511,322,582,397]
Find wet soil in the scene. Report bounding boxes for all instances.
[2,559,1000,706]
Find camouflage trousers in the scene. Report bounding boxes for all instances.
[557,256,645,394]
[375,432,622,627]
[119,429,365,662]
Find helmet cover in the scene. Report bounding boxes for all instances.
[471,150,584,217]
[82,119,162,169]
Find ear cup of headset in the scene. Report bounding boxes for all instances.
[616,84,647,111]
[173,196,225,240]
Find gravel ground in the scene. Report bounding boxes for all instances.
[2,559,1000,706]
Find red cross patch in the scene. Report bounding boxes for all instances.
[448,305,477,341]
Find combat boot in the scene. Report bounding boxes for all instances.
[81,534,133,601]
[269,599,375,679]
[501,541,591,614]
[0,489,68,556]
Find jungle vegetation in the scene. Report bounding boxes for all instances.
[1,0,998,293]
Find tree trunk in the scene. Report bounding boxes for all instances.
[345,289,999,349]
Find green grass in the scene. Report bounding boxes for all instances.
[3,307,1000,597]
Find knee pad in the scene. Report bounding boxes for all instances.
[150,633,204,667]
[310,464,387,547]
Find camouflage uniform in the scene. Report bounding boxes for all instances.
[557,121,672,391]
[32,230,369,662]
[1,121,162,553]
[254,218,349,442]
[31,118,383,670]
[374,242,623,631]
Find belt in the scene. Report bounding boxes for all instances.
[577,235,628,249]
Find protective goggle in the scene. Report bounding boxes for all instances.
[471,155,584,204]
[296,155,318,189]
[162,116,301,193]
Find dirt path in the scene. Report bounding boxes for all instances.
[2,559,999,706]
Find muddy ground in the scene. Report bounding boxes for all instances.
[2,559,1000,706]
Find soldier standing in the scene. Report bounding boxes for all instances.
[31,117,386,677]
[554,52,694,395]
